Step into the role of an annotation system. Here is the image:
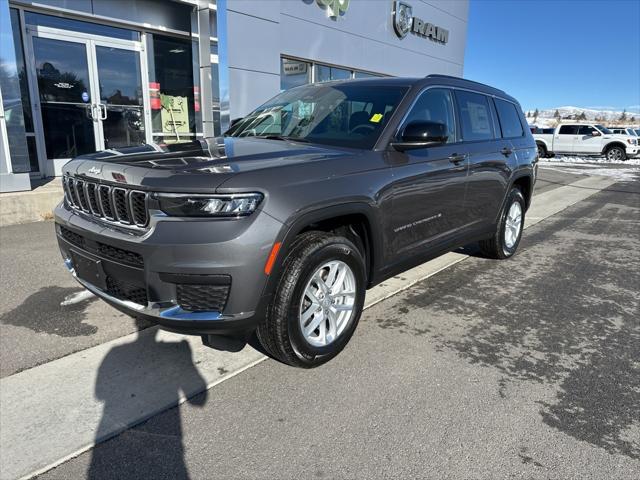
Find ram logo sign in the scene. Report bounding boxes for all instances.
[392,1,449,44]
[317,0,350,19]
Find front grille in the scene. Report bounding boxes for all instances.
[97,243,144,267]
[63,175,149,228]
[177,284,230,312]
[106,276,148,305]
[60,226,85,248]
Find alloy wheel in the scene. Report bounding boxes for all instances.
[299,260,356,347]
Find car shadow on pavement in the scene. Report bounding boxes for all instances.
[87,319,208,480]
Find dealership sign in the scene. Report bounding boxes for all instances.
[317,0,349,19]
[393,1,449,44]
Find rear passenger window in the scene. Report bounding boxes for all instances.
[455,91,494,141]
[559,125,579,135]
[403,88,457,143]
[494,98,524,138]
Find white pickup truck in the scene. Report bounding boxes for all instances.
[533,123,639,161]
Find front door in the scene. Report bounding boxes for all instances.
[389,88,469,258]
[27,28,149,176]
[573,125,603,154]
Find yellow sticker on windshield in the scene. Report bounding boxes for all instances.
[370,113,383,123]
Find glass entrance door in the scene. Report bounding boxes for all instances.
[28,29,149,173]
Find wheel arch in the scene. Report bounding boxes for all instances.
[602,141,626,155]
[264,203,382,298]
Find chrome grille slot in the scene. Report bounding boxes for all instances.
[62,175,150,229]
[112,188,131,224]
[74,179,90,213]
[86,183,101,216]
[98,185,115,220]
[129,191,148,227]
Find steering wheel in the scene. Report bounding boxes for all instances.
[351,124,375,135]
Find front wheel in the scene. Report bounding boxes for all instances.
[605,146,627,162]
[257,232,366,368]
[479,187,525,259]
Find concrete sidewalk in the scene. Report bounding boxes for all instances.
[0,180,62,226]
[0,174,617,480]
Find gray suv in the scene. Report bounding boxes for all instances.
[55,75,537,367]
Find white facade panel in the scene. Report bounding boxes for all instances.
[226,0,469,117]
[228,68,280,119]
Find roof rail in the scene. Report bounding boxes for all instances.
[425,74,507,95]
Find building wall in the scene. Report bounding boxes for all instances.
[226,0,469,118]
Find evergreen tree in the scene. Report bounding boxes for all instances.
[554,109,560,119]
[619,109,627,122]
[533,108,539,120]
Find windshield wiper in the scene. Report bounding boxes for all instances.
[256,135,310,143]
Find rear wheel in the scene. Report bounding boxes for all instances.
[605,145,626,161]
[536,143,547,158]
[479,187,525,259]
[257,232,366,368]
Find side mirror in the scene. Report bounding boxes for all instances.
[391,121,448,151]
[592,130,601,136]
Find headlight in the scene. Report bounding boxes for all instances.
[627,138,638,145]
[156,193,263,217]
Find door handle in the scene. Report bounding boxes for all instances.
[501,147,513,157]
[448,153,466,164]
[98,103,107,121]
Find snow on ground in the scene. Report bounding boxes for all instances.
[539,156,640,182]
[543,155,640,166]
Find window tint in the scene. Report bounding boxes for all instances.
[404,88,456,143]
[559,125,579,135]
[494,98,524,138]
[577,125,596,135]
[455,91,494,141]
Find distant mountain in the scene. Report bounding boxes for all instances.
[525,106,638,127]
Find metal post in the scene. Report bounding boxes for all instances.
[197,0,215,138]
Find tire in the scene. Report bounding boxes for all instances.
[256,231,366,368]
[605,145,627,162]
[536,143,547,158]
[479,187,526,259]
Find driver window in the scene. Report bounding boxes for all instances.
[403,88,456,143]
[577,125,596,136]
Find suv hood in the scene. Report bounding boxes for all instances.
[64,137,353,192]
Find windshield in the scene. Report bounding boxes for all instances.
[635,129,640,136]
[226,83,409,149]
[595,124,612,134]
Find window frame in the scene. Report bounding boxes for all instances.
[395,87,459,145]
[453,89,496,143]
[558,125,580,135]
[493,97,526,139]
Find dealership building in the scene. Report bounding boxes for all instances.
[0,0,468,193]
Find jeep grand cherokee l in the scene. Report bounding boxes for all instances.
[55,75,537,367]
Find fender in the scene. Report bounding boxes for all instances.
[601,141,627,154]
[260,201,384,299]
[535,138,550,151]
[493,171,533,226]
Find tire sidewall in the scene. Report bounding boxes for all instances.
[498,189,525,258]
[285,239,366,365]
[606,146,625,161]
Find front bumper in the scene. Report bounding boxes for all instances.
[55,202,283,335]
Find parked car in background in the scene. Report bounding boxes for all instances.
[610,127,639,137]
[55,75,537,367]
[534,123,639,160]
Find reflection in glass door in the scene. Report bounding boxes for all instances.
[94,46,145,150]
[32,36,97,159]
[29,30,148,167]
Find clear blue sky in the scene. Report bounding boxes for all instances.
[464,0,640,113]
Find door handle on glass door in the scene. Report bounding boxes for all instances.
[98,104,107,121]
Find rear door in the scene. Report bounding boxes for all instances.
[388,88,469,257]
[454,90,505,231]
[554,125,579,152]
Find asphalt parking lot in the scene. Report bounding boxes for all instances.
[1,163,639,479]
